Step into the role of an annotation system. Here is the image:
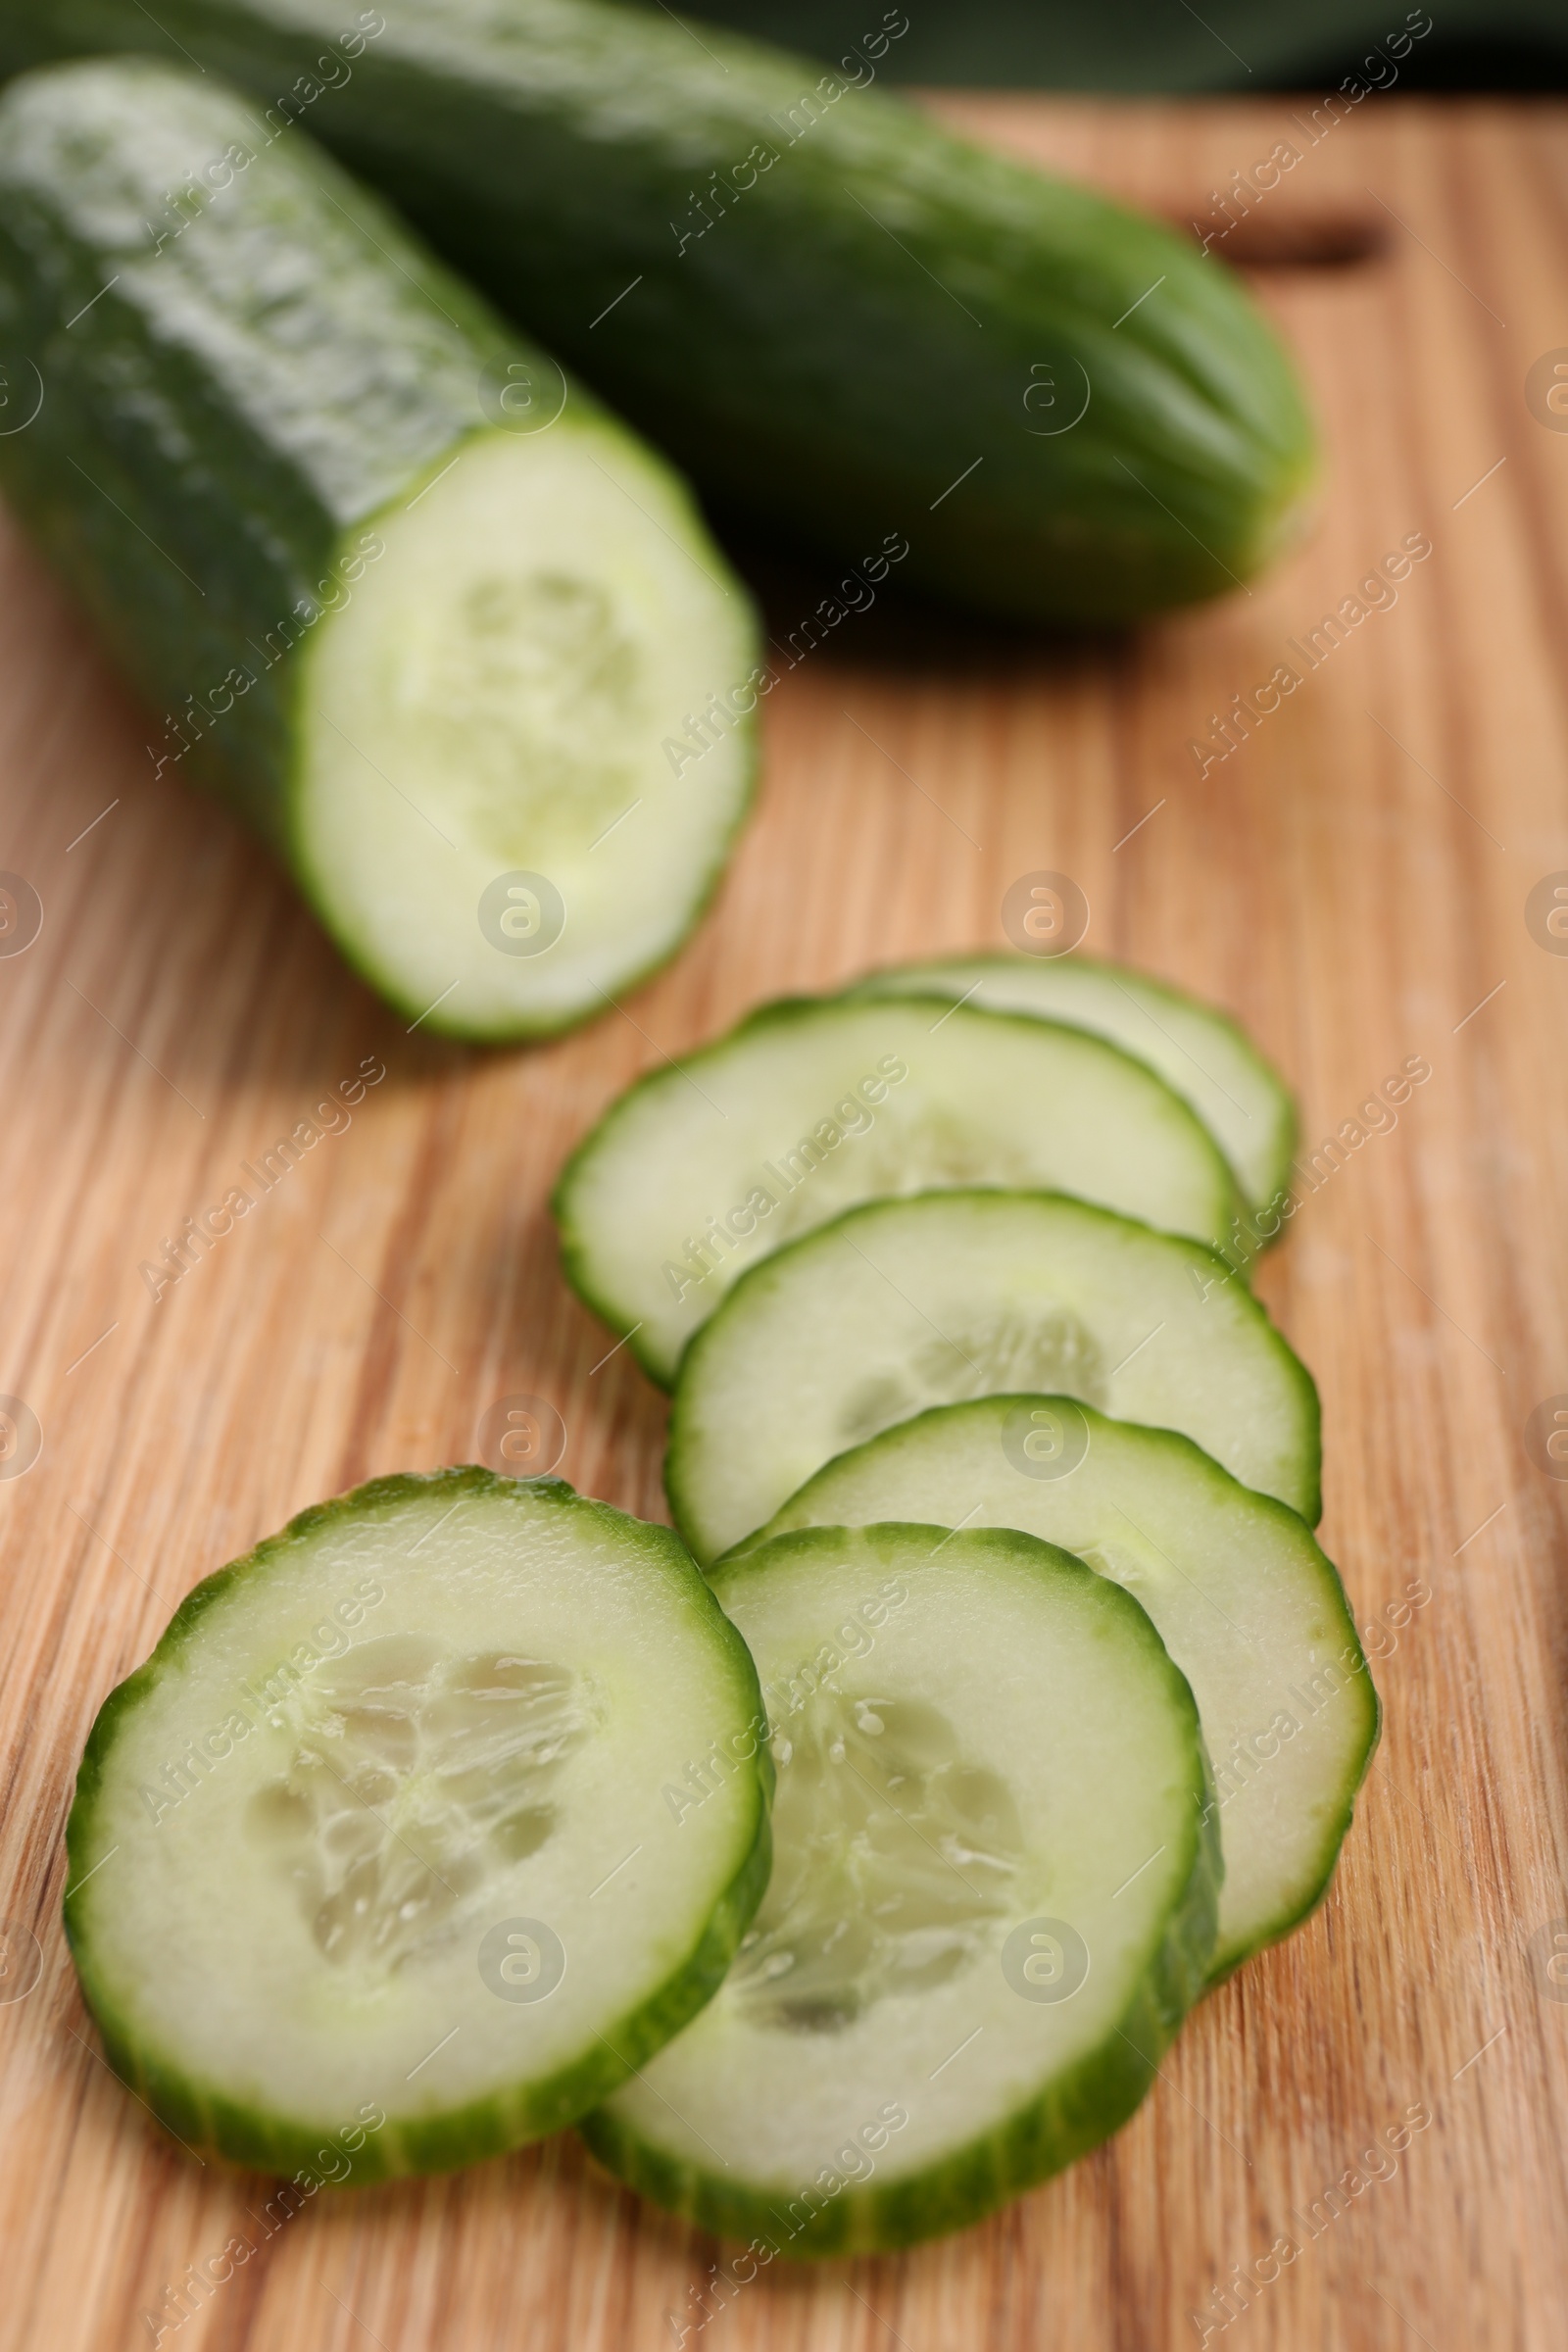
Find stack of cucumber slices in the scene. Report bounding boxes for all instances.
[67,956,1376,2253]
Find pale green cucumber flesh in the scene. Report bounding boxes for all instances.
[296,421,758,1040]
[581,1524,1218,2255]
[736,1399,1375,1980]
[849,956,1298,1221]
[64,1471,770,2180]
[666,1190,1321,1561]
[555,996,1242,1385]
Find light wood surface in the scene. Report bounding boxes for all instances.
[2,88,1566,2352]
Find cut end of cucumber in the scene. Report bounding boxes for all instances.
[64,1470,770,2179]
[295,424,757,1040]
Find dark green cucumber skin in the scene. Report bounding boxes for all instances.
[64,1468,774,2182]
[0,0,1318,624]
[581,1522,1222,2256]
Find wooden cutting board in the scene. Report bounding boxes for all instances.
[2,88,1565,2352]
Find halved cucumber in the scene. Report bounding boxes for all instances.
[64,1470,770,2179]
[849,956,1297,1221]
[737,1399,1375,1980]
[555,996,1243,1384]
[0,60,757,1039]
[667,1190,1320,1561]
[581,1523,1218,2255]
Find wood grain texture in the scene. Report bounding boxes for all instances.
[1,89,1565,2352]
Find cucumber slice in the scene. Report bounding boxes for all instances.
[850,956,1297,1222]
[581,1523,1218,2255]
[0,60,757,1040]
[667,1190,1321,1561]
[64,1470,770,2179]
[556,996,1242,1385]
[738,1399,1375,1981]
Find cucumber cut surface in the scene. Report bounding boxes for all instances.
[582,1523,1218,2254]
[64,1471,770,2179]
[667,1190,1321,1560]
[297,419,757,1037]
[741,1399,1375,1980]
[0,60,756,1039]
[556,996,1242,1384]
[851,956,1297,1219]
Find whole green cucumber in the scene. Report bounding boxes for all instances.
[0,0,1317,624]
[0,56,758,1038]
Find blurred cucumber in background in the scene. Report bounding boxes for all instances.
[0,0,1318,626]
[664,0,1566,89]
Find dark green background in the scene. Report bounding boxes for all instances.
[658,2,1564,89]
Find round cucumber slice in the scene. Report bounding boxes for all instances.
[556,996,1243,1385]
[581,1523,1219,2256]
[736,1399,1375,1981]
[296,419,758,1041]
[667,1189,1321,1561]
[64,1471,770,2180]
[849,956,1297,1222]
